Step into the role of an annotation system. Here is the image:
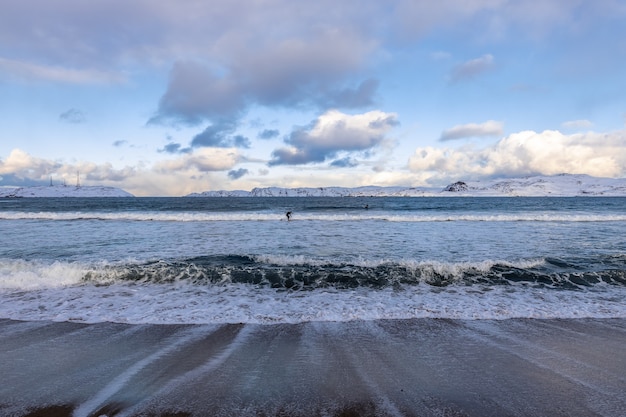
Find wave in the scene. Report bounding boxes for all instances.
[2,255,625,291]
[2,211,626,222]
[2,256,626,323]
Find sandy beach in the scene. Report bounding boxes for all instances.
[1,318,625,417]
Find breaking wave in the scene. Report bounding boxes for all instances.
[2,255,625,291]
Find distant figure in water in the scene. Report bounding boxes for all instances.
[364,204,369,210]
[286,211,292,221]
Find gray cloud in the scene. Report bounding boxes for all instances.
[149,61,246,126]
[228,168,249,180]
[147,19,379,143]
[269,110,398,166]
[330,157,358,168]
[2,1,621,87]
[258,129,280,140]
[440,120,504,141]
[319,78,379,109]
[0,173,49,187]
[159,142,192,154]
[450,54,494,83]
[191,120,250,149]
[59,108,86,124]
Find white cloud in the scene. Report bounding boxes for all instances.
[440,120,504,141]
[0,149,59,177]
[409,129,626,182]
[154,148,240,172]
[269,110,399,165]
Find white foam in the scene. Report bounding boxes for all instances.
[252,254,546,274]
[2,211,626,222]
[0,260,86,289]
[1,280,624,324]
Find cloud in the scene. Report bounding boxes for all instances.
[0,148,139,185]
[2,1,621,89]
[147,20,379,144]
[0,148,244,196]
[59,108,86,124]
[330,157,359,168]
[0,57,124,84]
[269,110,399,166]
[561,119,593,130]
[449,54,495,82]
[158,142,191,154]
[154,148,240,173]
[0,149,59,178]
[151,41,378,127]
[228,168,249,180]
[393,0,626,42]
[190,119,251,148]
[440,120,504,141]
[393,0,503,37]
[409,129,626,181]
[322,78,379,109]
[258,129,280,140]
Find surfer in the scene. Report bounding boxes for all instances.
[286,211,292,221]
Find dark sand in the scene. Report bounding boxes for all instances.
[1,318,625,417]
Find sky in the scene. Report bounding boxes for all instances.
[1,0,626,196]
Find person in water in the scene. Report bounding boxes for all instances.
[286,211,292,221]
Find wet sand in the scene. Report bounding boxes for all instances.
[1,318,625,417]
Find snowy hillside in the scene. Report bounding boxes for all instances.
[0,185,134,198]
[188,174,626,197]
[442,174,626,196]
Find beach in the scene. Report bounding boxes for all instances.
[1,318,625,417]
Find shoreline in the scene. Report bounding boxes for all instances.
[1,318,625,417]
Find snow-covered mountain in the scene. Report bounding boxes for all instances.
[188,185,440,197]
[2,174,624,198]
[0,185,134,198]
[441,174,626,196]
[188,174,626,197]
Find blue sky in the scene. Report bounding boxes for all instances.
[1,0,625,196]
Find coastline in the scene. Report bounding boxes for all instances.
[1,318,625,417]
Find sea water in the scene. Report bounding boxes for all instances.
[0,197,625,324]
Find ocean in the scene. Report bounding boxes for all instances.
[2,196,626,416]
[1,196,625,324]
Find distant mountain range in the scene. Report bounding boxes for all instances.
[189,174,626,197]
[2,174,625,197]
[0,185,134,198]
